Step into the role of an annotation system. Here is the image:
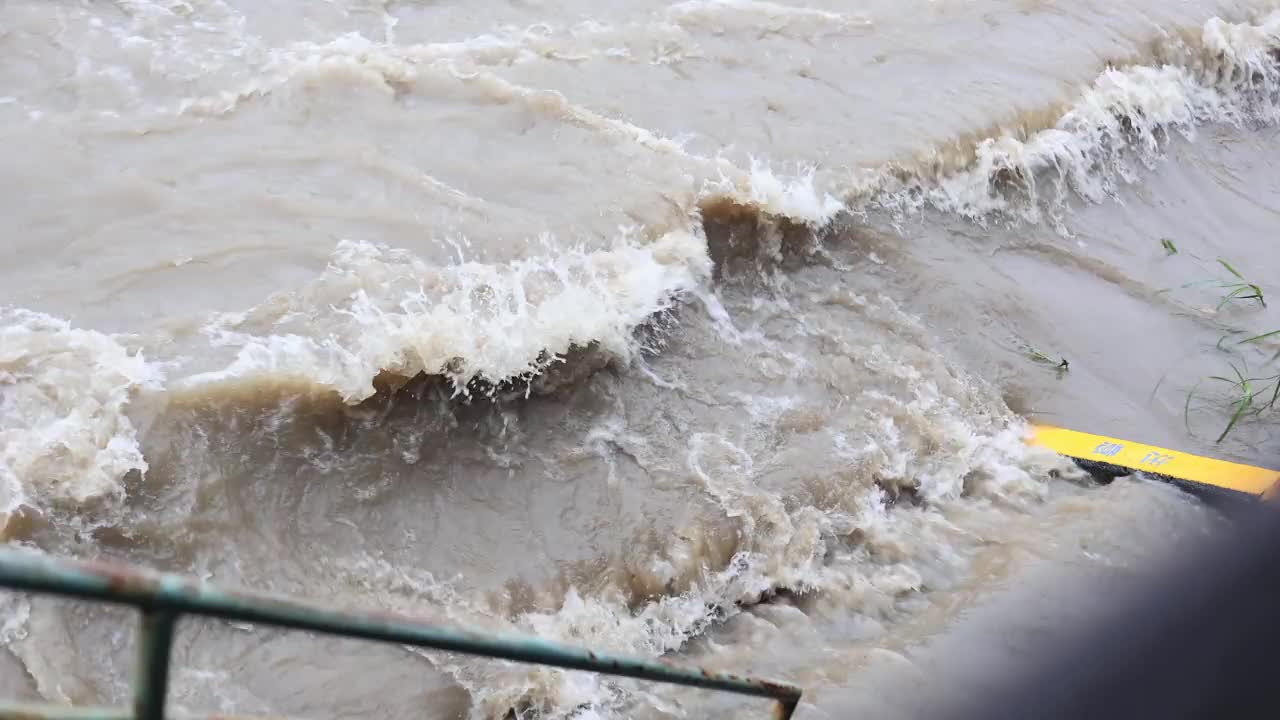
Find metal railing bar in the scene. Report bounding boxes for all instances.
[0,550,801,719]
[0,703,291,720]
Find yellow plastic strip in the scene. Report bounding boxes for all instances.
[1028,425,1280,497]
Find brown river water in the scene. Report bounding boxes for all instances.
[3,1,1280,718]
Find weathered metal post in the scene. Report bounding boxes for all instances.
[134,609,177,720]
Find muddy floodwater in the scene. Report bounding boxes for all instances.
[3,1,1279,718]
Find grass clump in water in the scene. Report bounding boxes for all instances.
[1159,247,1275,443]
[1192,330,1280,443]
[1213,258,1266,310]
[1184,328,1280,443]
[1200,362,1280,443]
[1158,254,1266,312]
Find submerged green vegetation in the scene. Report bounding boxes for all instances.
[1160,243,1277,442]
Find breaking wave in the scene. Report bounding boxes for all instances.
[0,230,708,517]
[7,10,1278,523]
[867,12,1280,227]
[180,230,709,403]
[0,309,163,515]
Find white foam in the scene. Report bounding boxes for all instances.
[180,231,711,402]
[459,442,1031,718]
[173,21,701,117]
[0,593,30,645]
[666,0,872,39]
[0,309,163,512]
[452,389,1058,717]
[874,12,1280,226]
[706,158,845,226]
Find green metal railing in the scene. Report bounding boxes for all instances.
[0,549,801,720]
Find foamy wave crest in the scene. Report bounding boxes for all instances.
[180,231,711,403]
[0,309,163,513]
[695,159,845,274]
[705,158,844,227]
[873,12,1280,225]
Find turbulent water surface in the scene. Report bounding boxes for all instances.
[3,1,1280,718]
